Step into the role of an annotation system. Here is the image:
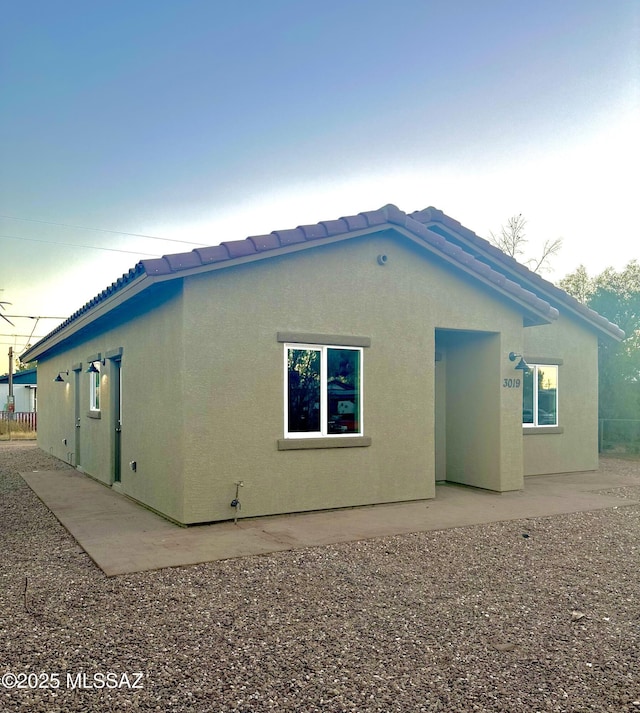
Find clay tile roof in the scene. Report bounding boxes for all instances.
[441,242,461,259]
[360,209,387,227]
[381,203,407,226]
[272,227,306,246]
[410,205,625,341]
[221,239,257,259]
[248,234,281,252]
[194,245,231,264]
[320,218,350,236]
[425,230,447,250]
[299,223,328,240]
[341,214,369,231]
[473,261,493,279]
[22,200,624,363]
[165,251,203,271]
[140,257,173,275]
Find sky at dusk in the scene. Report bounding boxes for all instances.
[1,0,638,357]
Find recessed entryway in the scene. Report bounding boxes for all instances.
[435,328,501,489]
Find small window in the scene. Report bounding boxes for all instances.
[285,344,362,437]
[523,364,558,426]
[89,363,101,412]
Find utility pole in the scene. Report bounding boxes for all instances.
[7,347,14,440]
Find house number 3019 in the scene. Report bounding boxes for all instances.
[503,378,521,388]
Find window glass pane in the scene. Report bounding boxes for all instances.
[522,368,534,424]
[537,365,557,425]
[287,349,320,432]
[90,366,101,411]
[327,348,360,434]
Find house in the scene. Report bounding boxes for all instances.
[20,205,624,525]
[1,366,37,413]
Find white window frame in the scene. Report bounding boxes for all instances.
[523,364,558,427]
[284,343,363,438]
[89,363,101,412]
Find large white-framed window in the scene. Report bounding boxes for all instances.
[523,364,558,427]
[89,363,101,412]
[284,344,363,438]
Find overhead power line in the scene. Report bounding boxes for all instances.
[0,214,210,247]
[0,233,162,257]
[3,315,65,319]
[0,333,48,338]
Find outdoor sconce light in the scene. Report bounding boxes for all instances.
[54,371,69,382]
[85,359,104,373]
[509,352,530,372]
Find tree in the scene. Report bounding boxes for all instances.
[560,260,640,421]
[556,264,593,304]
[0,300,13,326]
[489,214,562,274]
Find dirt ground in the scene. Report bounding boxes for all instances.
[1,443,639,712]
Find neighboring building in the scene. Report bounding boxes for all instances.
[21,205,623,525]
[1,367,37,413]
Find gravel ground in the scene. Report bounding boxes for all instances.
[1,442,639,713]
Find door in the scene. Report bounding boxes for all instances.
[434,348,446,481]
[74,368,81,467]
[112,358,122,483]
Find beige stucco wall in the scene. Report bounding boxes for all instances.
[35,284,187,522]
[34,229,589,526]
[523,314,599,475]
[180,232,527,523]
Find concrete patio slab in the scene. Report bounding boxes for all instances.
[21,465,640,577]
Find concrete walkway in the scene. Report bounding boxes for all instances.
[21,465,640,577]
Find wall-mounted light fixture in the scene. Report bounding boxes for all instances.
[509,352,530,371]
[85,359,104,373]
[54,370,69,382]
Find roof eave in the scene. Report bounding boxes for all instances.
[20,272,153,362]
[416,213,625,342]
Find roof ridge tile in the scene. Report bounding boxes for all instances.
[194,245,231,263]
[298,223,329,240]
[141,257,173,275]
[271,227,306,246]
[165,251,203,271]
[380,203,406,226]
[221,239,257,258]
[342,214,369,231]
[248,234,281,252]
[320,218,350,236]
[359,208,387,227]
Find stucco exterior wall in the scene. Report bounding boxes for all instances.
[523,314,599,475]
[180,232,527,523]
[32,228,598,526]
[35,284,187,522]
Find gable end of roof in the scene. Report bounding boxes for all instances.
[410,207,625,341]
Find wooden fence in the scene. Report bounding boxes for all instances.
[0,411,37,430]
